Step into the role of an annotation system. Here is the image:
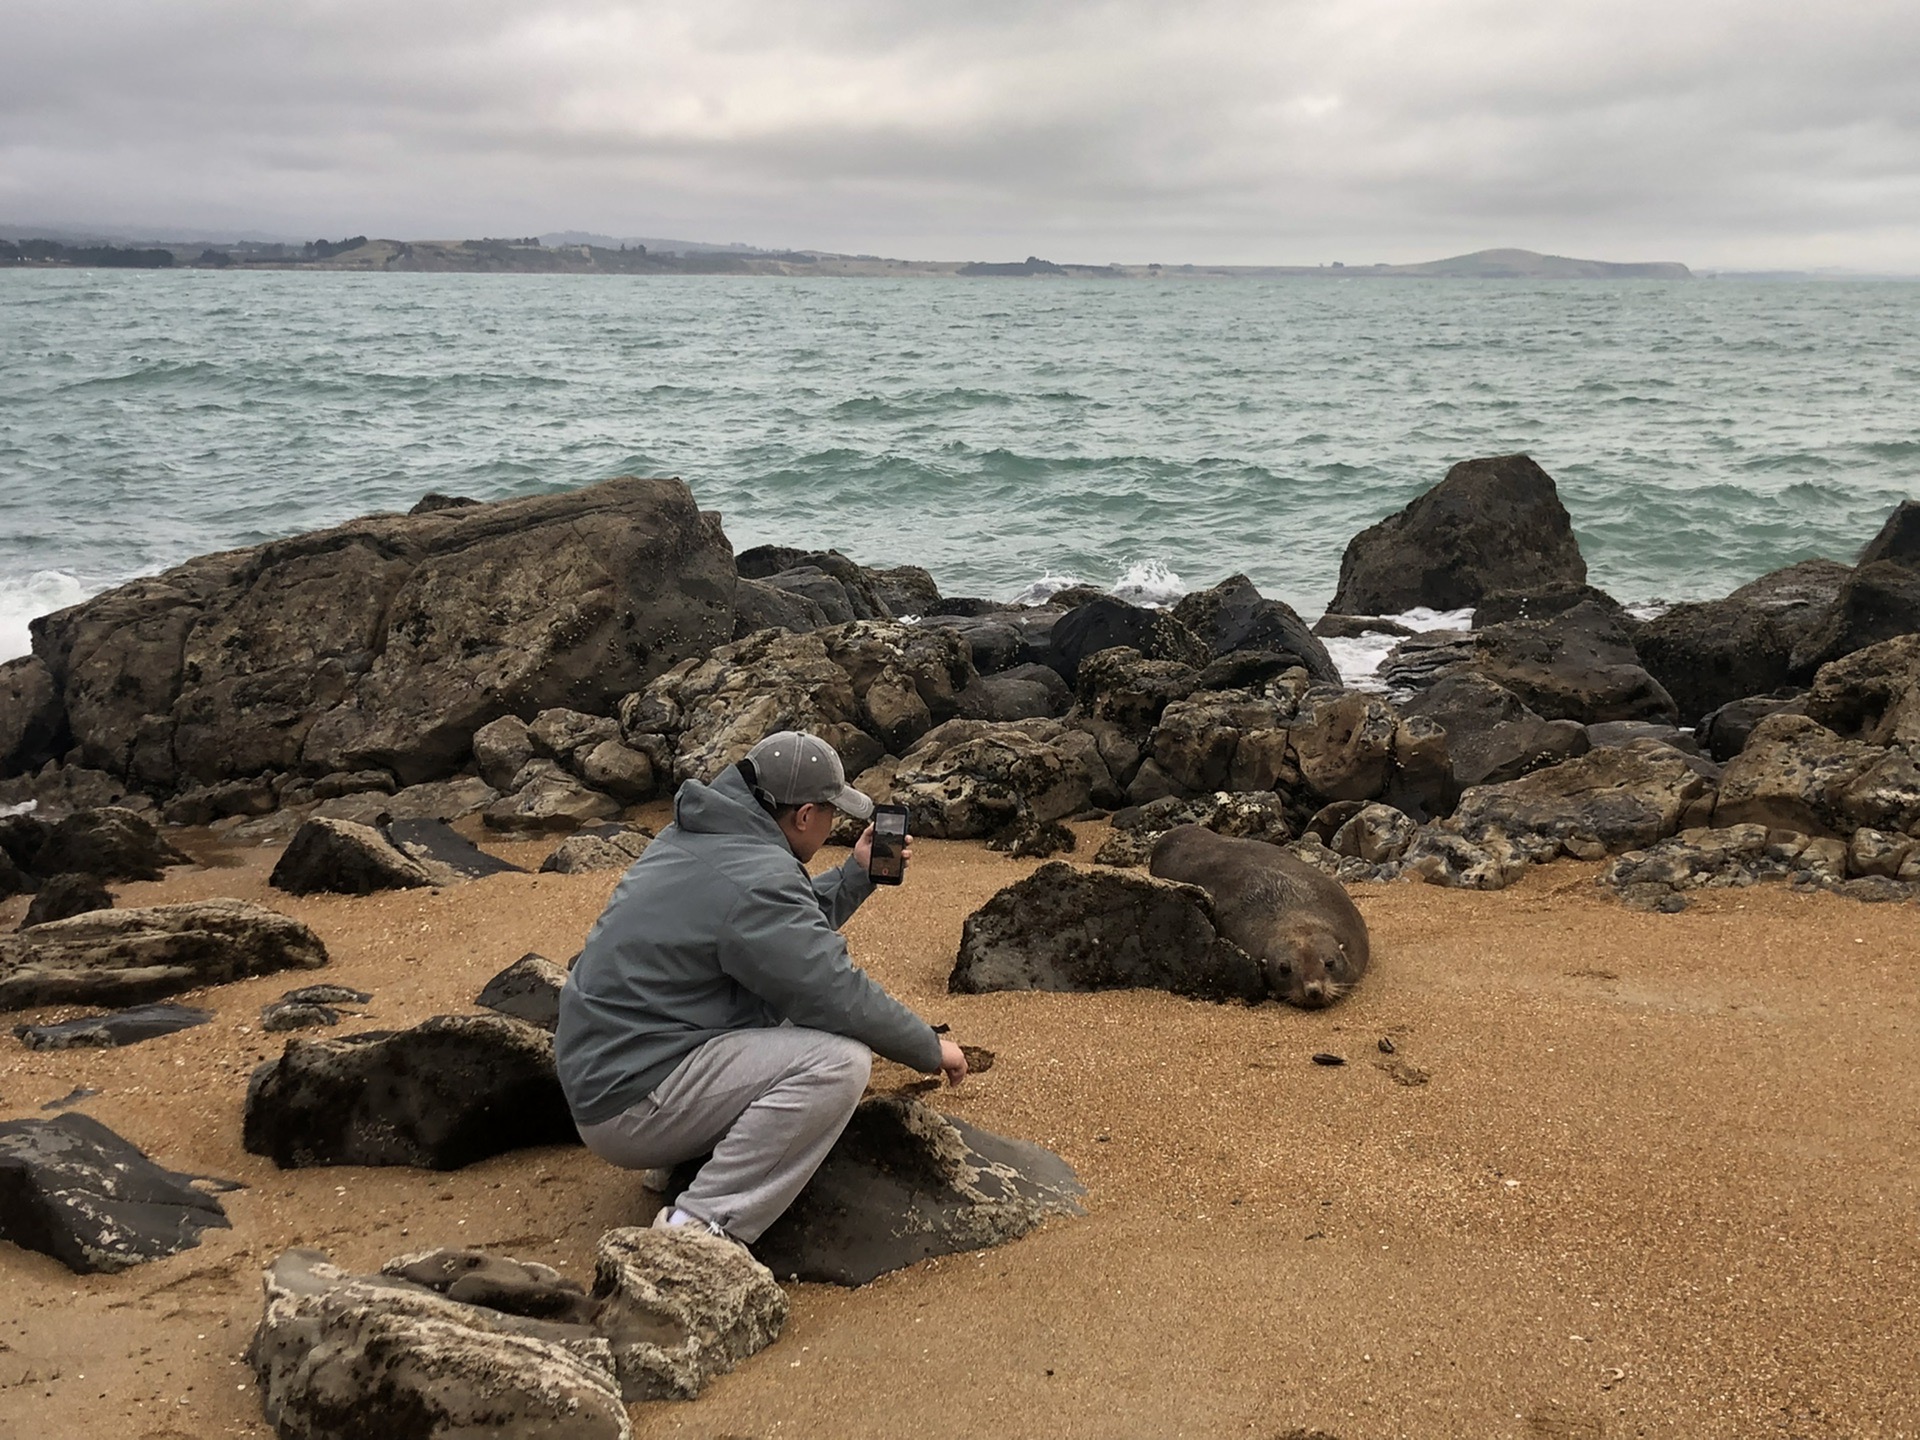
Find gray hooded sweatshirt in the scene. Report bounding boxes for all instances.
[555,762,944,1127]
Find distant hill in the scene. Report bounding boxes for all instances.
[1,231,1697,281]
[1382,248,1692,280]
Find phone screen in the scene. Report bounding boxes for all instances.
[868,804,908,885]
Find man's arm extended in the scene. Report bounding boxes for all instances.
[717,874,943,1073]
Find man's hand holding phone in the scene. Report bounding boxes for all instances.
[860,802,911,885]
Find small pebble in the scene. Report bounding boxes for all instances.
[1378,1036,1396,1054]
[1311,1052,1346,1066]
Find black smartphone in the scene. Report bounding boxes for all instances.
[868,803,909,885]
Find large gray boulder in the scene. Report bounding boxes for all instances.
[269,817,435,895]
[1402,672,1591,789]
[1858,500,1920,569]
[1725,558,1855,659]
[0,655,64,777]
[247,1249,632,1438]
[1634,599,1796,727]
[623,619,969,785]
[1805,633,1920,750]
[1046,597,1210,685]
[1791,562,1920,675]
[1452,739,1717,856]
[866,720,1118,838]
[1170,575,1340,685]
[1469,600,1677,725]
[1712,713,1920,838]
[951,861,1265,1001]
[0,898,327,1011]
[742,1096,1086,1287]
[25,477,735,793]
[1328,454,1587,614]
[0,1112,238,1273]
[243,1013,576,1170]
[591,1226,789,1398]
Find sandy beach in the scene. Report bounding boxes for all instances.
[2,812,1916,1440]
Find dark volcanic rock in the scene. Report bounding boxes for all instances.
[0,1111,238,1273]
[1634,599,1796,726]
[20,872,112,927]
[1328,454,1587,614]
[0,899,327,1011]
[0,654,66,778]
[1452,739,1717,856]
[872,720,1119,838]
[1791,561,1920,675]
[950,861,1264,1001]
[243,1013,576,1170]
[1858,500,1920,569]
[732,1096,1086,1287]
[1712,713,1920,838]
[1805,634,1920,749]
[269,817,433,895]
[1047,597,1210,685]
[29,476,735,794]
[475,953,569,1031]
[1471,583,1625,628]
[34,807,190,882]
[15,1002,213,1051]
[955,663,1073,722]
[1471,600,1678,725]
[1170,575,1340,685]
[1400,673,1590,788]
[1698,692,1809,762]
[1726,558,1854,656]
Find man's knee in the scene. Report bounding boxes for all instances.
[814,1033,872,1099]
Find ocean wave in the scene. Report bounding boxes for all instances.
[0,570,95,663]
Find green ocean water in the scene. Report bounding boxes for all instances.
[2,268,1916,660]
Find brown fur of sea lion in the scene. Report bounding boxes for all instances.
[1147,824,1370,1008]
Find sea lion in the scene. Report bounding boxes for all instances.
[1147,824,1370,1008]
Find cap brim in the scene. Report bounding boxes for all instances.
[831,786,875,821]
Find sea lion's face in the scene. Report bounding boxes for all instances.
[1267,928,1355,1009]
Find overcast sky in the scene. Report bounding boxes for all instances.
[4,0,1916,269]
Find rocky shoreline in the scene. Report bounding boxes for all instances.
[2,452,1918,1436]
[5,454,1917,913]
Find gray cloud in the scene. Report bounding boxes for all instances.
[3,0,1916,267]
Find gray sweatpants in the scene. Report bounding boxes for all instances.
[574,1026,871,1243]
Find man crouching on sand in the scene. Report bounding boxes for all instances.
[555,729,968,1245]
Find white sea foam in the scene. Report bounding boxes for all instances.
[1010,559,1187,610]
[0,799,37,818]
[1320,606,1474,691]
[0,571,94,663]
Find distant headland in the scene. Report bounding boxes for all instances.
[0,233,1691,279]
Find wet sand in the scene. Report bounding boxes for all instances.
[2,813,1916,1439]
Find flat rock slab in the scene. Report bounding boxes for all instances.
[0,898,328,1011]
[384,818,525,883]
[0,1111,239,1273]
[676,1095,1086,1287]
[243,1012,577,1170]
[475,952,568,1031]
[950,861,1265,1002]
[15,1001,214,1051]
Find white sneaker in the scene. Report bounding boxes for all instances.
[651,1206,737,1245]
